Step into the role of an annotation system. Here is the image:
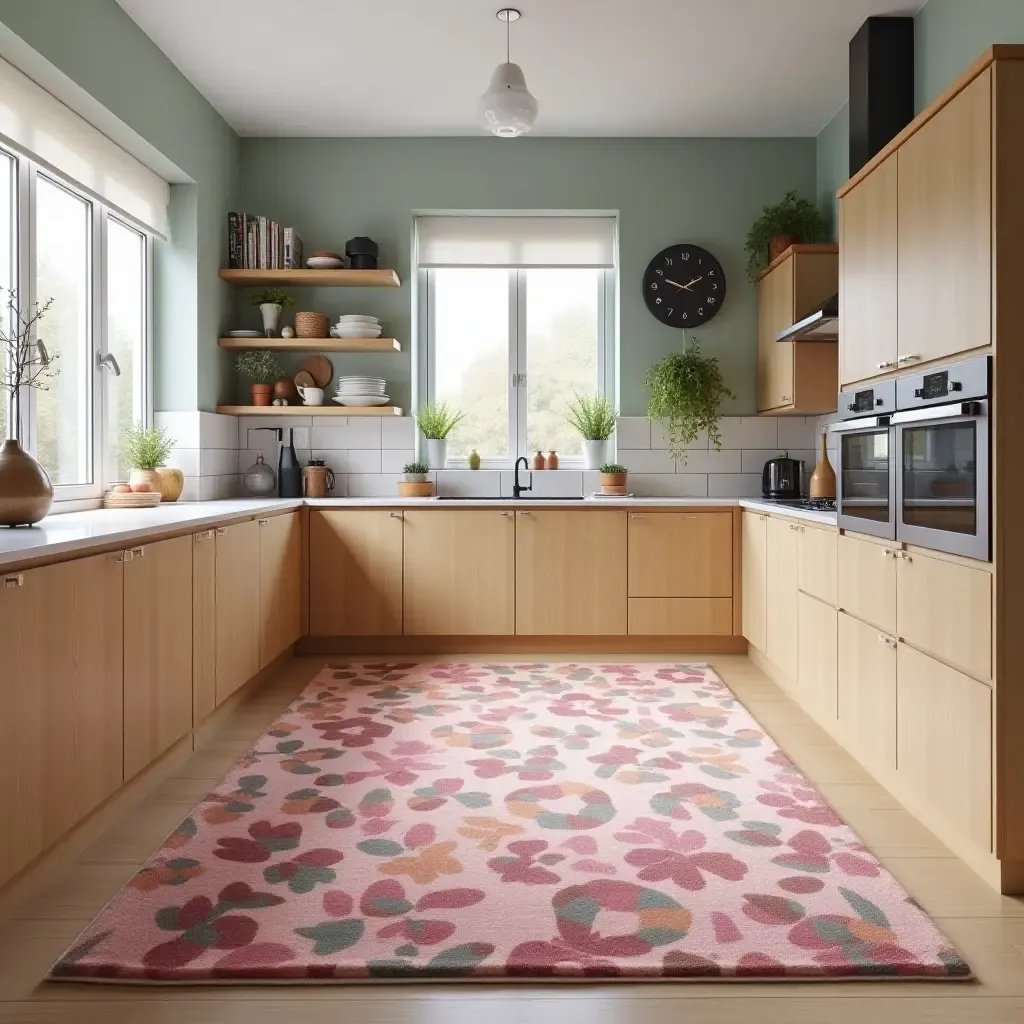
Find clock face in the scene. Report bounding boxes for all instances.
[643,244,726,328]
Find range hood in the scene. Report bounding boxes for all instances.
[775,293,839,342]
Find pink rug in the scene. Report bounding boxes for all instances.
[50,662,969,982]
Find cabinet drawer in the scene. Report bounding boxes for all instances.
[798,522,837,606]
[837,533,897,634]
[628,598,732,636]
[627,512,732,597]
[897,643,992,854]
[897,550,992,681]
[837,610,897,775]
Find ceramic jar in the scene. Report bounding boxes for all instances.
[0,439,53,527]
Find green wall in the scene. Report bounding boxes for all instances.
[240,137,816,415]
[816,104,848,242]
[0,0,240,412]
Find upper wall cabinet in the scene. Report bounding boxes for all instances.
[756,245,838,414]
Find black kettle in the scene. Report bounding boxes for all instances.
[762,452,802,499]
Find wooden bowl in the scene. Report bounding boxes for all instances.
[398,481,434,498]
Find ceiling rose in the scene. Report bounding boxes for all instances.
[478,8,538,138]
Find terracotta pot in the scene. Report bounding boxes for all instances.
[600,472,627,495]
[0,439,53,527]
[769,234,799,261]
[129,468,163,493]
[156,467,185,502]
[251,383,273,406]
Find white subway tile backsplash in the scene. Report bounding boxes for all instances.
[311,419,383,450]
[198,476,218,501]
[677,448,742,474]
[741,449,785,474]
[199,412,239,450]
[436,470,502,497]
[314,449,383,474]
[498,470,584,498]
[707,474,763,498]
[155,411,200,449]
[381,417,416,449]
[213,475,240,499]
[346,474,402,497]
[776,416,818,451]
[718,417,779,450]
[167,447,200,478]
[618,449,674,474]
[236,449,313,476]
[630,474,708,497]
[179,476,201,502]
[652,422,709,450]
[240,416,313,449]
[200,448,239,477]
[615,417,650,450]
[381,448,415,474]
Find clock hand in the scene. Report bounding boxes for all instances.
[664,279,693,292]
[683,276,703,289]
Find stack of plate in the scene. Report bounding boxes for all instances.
[331,315,382,339]
[333,376,389,407]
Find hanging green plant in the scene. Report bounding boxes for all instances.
[744,190,828,281]
[643,338,734,464]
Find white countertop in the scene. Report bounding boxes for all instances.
[739,499,837,527]
[0,495,835,571]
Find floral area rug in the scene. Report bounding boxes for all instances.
[50,662,970,983]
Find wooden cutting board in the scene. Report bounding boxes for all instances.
[301,355,333,388]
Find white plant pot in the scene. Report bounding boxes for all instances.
[260,302,283,337]
[582,438,608,471]
[425,438,448,470]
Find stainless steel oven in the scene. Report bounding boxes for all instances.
[892,356,990,561]
[831,380,897,540]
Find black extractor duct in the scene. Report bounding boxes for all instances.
[849,17,914,176]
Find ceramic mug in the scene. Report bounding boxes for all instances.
[297,386,325,406]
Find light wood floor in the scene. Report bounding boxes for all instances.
[1,654,1023,1024]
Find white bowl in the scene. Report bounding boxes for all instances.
[333,395,390,407]
[336,314,379,322]
[306,256,345,269]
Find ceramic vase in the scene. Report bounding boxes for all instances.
[260,302,282,338]
[582,438,608,471]
[425,438,447,470]
[129,468,162,494]
[156,467,184,502]
[0,439,53,527]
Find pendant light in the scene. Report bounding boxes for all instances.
[478,8,538,138]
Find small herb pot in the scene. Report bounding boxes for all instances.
[600,471,628,495]
[251,383,273,406]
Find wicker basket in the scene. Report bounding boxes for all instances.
[103,489,162,509]
[295,311,329,339]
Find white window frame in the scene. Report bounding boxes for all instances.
[3,140,153,504]
[419,266,616,469]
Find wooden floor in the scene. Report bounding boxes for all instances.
[1,654,1023,1023]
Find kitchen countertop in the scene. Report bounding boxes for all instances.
[738,499,837,527]
[0,495,835,571]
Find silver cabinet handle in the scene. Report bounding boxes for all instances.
[877,633,897,648]
[110,549,133,563]
[882,548,896,558]
[780,395,791,402]
[517,510,531,516]
[877,360,896,369]
[2,573,24,588]
[390,511,403,519]
[195,530,214,541]
[789,523,800,531]
[258,518,269,526]
[898,354,920,364]
[499,510,513,517]
[897,550,912,562]
[215,527,227,536]
[131,546,144,558]
[630,513,645,519]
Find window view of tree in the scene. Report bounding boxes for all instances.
[0,152,12,443]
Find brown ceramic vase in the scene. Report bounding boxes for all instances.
[0,439,53,527]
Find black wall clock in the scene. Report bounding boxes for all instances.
[643,244,726,328]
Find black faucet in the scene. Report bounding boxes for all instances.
[512,456,532,499]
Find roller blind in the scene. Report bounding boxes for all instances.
[416,215,616,268]
[0,55,169,236]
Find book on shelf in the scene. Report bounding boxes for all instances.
[228,213,291,270]
[284,227,303,269]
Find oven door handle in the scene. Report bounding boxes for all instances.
[890,401,984,425]
[829,416,891,434]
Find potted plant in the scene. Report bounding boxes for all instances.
[249,286,296,337]
[644,338,735,464]
[599,463,628,495]
[744,190,829,280]
[122,423,176,496]
[398,461,434,498]
[236,351,283,406]
[403,461,429,483]
[565,393,616,470]
[416,403,465,470]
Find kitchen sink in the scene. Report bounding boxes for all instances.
[435,495,585,501]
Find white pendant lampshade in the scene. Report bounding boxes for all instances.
[480,9,538,137]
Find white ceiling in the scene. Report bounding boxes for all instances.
[115,0,921,137]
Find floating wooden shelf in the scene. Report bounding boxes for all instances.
[218,405,403,417]
[219,268,400,288]
[218,337,401,353]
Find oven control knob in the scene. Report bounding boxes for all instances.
[914,388,924,398]
[847,403,856,412]
[950,381,963,392]
[876,398,883,406]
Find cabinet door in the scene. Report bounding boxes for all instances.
[797,522,837,606]
[741,511,768,651]
[897,643,992,853]
[766,515,800,681]
[628,511,732,597]
[628,598,732,636]
[192,530,217,726]
[404,510,515,634]
[837,533,897,634]
[124,536,194,780]
[840,153,899,385]
[798,592,838,726]
[757,257,794,411]
[310,510,404,636]
[837,610,896,775]
[516,510,626,635]
[898,68,992,367]
[215,520,261,704]
[259,512,302,666]
[0,554,123,887]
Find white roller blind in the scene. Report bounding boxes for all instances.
[0,55,169,236]
[417,215,616,268]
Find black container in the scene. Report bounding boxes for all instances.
[345,236,379,270]
[253,427,303,498]
[762,453,802,499]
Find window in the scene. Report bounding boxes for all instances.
[419,216,615,466]
[0,150,14,443]
[2,143,153,500]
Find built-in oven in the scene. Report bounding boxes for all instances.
[892,356,990,561]
[831,380,897,540]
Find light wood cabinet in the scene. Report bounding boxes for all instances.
[897,68,992,368]
[837,533,897,634]
[756,245,838,414]
[123,536,194,780]
[192,530,217,725]
[766,515,800,681]
[403,510,515,635]
[310,510,403,636]
[0,554,124,887]
[215,520,261,704]
[797,522,838,606]
[258,512,302,666]
[837,610,897,775]
[628,598,732,636]
[741,511,768,652]
[627,511,732,597]
[516,510,626,635]
[897,549,992,681]
[898,643,992,853]
[798,592,838,726]
[840,153,899,385]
